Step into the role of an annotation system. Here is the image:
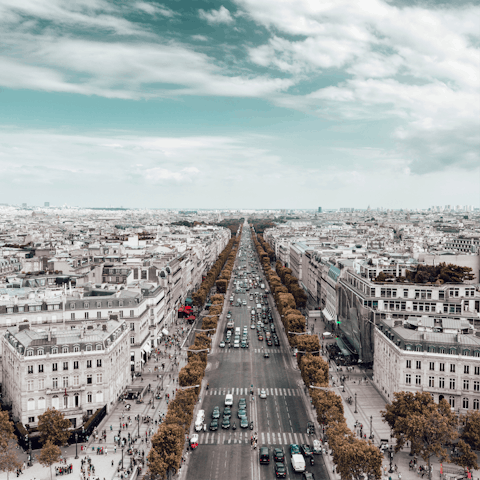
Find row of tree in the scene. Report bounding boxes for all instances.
[148,234,242,479]
[192,226,242,306]
[251,224,384,480]
[275,260,308,309]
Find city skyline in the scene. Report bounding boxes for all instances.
[0,0,479,209]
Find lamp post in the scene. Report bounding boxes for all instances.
[121,445,125,469]
[388,445,394,473]
[369,415,373,440]
[354,392,358,414]
[75,433,79,459]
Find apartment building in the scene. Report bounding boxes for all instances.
[374,315,480,412]
[2,318,129,427]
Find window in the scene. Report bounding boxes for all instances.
[463,379,470,390]
[28,365,34,374]
[27,399,35,411]
[474,381,480,392]
[429,376,434,387]
[96,373,103,383]
[38,364,44,373]
[415,375,421,385]
[429,362,435,371]
[450,364,456,373]
[62,346,68,354]
[52,363,58,371]
[39,379,45,390]
[450,378,456,389]
[439,377,445,388]
[73,375,79,386]
[86,345,92,351]
[439,363,445,372]
[70,313,75,320]
[130,337,135,345]
[416,361,421,369]
[130,310,134,317]
[52,377,58,388]
[97,312,101,319]
[130,323,135,331]
[63,362,68,371]
[406,374,411,384]
[38,349,44,355]
[87,393,92,403]
[475,367,480,375]
[27,380,34,391]
[85,312,89,320]
[96,344,102,351]
[73,361,79,369]
[52,348,58,354]
[97,359,102,367]
[28,416,35,423]
[406,360,411,369]
[62,377,69,388]
[474,399,479,410]
[464,365,470,374]
[87,360,92,368]
[449,396,455,408]
[87,375,92,385]
[27,349,33,356]
[74,394,79,407]
[119,311,123,318]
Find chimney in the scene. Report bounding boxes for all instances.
[102,324,107,331]
[18,321,30,332]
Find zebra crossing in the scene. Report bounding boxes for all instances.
[196,430,313,446]
[206,387,301,396]
[216,348,282,354]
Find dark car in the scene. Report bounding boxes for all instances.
[209,419,218,431]
[264,351,269,358]
[301,444,313,457]
[302,473,315,480]
[273,448,285,463]
[275,462,287,478]
[266,340,273,346]
[222,417,231,429]
[212,407,220,419]
[238,408,247,419]
[259,447,270,464]
[223,407,231,418]
[274,338,280,346]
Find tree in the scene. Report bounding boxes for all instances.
[454,439,479,471]
[37,409,72,446]
[0,411,15,450]
[312,390,344,426]
[382,393,460,480]
[461,410,480,451]
[39,441,61,480]
[149,423,184,478]
[299,354,329,388]
[0,411,20,480]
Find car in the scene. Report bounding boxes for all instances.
[222,417,231,429]
[238,409,247,418]
[275,462,287,478]
[301,444,313,457]
[209,419,218,431]
[219,341,225,348]
[264,352,269,358]
[239,398,247,409]
[223,407,231,418]
[260,389,267,399]
[250,324,256,329]
[212,407,220,419]
[290,444,301,455]
[240,417,249,428]
[242,300,247,305]
[258,335,264,341]
[226,314,231,319]
[274,339,280,346]
[274,448,285,463]
[266,340,272,346]
[302,473,315,480]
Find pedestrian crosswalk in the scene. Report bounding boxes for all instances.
[206,387,301,396]
[195,430,313,446]
[214,348,282,354]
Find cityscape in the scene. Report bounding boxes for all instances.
[1,1,480,480]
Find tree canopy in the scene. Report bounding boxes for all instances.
[38,409,71,446]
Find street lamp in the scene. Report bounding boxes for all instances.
[354,392,358,414]
[388,445,394,473]
[121,445,125,469]
[75,433,79,459]
[369,415,373,440]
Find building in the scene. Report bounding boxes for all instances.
[44,202,50,207]
[374,315,480,412]
[2,318,130,428]
[318,207,322,213]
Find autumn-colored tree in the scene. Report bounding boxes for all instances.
[299,354,329,388]
[178,358,205,387]
[149,423,184,478]
[0,441,22,480]
[210,294,224,304]
[382,392,465,480]
[312,390,344,426]
[39,441,61,480]
[0,411,15,450]
[37,409,71,446]
[328,421,382,480]
[454,439,479,471]
[461,410,480,451]
[295,334,320,353]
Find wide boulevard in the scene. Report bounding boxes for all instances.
[185,226,329,480]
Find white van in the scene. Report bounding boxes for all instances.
[291,454,306,472]
[194,410,205,431]
[235,327,241,336]
[225,394,233,406]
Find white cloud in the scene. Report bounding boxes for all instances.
[135,2,177,17]
[198,6,235,25]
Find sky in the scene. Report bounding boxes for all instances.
[0,0,479,210]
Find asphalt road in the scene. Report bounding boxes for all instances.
[185,228,329,480]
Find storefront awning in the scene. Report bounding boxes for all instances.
[336,338,352,357]
[184,305,192,311]
[142,344,151,354]
[322,309,334,321]
[162,328,169,336]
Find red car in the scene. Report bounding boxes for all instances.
[258,335,263,341]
